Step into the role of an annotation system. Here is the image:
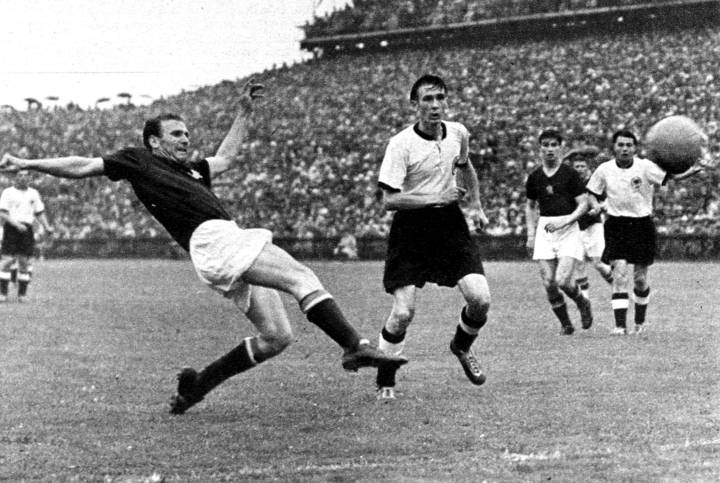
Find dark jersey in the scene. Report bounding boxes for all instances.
[526,164,585,217]
[103,148,233,251]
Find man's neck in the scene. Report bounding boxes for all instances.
[541,159,560,175]
[417,120,444,140]
[615,157,634,168]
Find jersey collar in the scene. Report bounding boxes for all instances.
[413,122,446,141]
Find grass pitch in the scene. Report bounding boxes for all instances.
[1,259,718,482]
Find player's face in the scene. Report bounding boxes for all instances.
[539,138,562,164]
[414,84,447,126]
[572,160,589,179]
[152,120,190,162]
[14,171,30,190]
[613,136,636,162]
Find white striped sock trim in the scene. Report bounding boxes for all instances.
[459,319,480,336]
[0,272,10,281]
[301,292,333,313]
[17,272,31,282]
[378,334,405,356]
[244,337,257,365]
[633,292,650,305]
[611,298,630,310]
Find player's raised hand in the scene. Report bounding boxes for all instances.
[239,78,265,112]
[0,153,24,172]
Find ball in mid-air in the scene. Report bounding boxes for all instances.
[644,115,707,174]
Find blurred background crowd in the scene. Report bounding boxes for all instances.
[1,9,718,243]
[303,0,679,36]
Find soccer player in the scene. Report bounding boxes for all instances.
[0,171,53,302]
[374,74,491,401]
[586,129,702,335]
[0,79,407,414]
[565,148,613,299]
[525,129,593,335]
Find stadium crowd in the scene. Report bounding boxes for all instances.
[303,0,679,37]
[1,25,719,241]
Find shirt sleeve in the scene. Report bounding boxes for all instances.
[525,172,537,201]
[32,189,45,214]
[643,158,668,186]
[586,166,605,196]
[0,189,9,212]
[378,137,406,192]
[102,148,146,182]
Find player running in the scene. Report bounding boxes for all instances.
[525,129,592,334]
[0,171,53,302]
[565,148,613,299]
[586,129,703,334]
[0,79,407,414]
[374,74,492,401]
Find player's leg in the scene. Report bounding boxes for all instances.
[171,287,293,414]
[632,264,650,333]
[556,255,593,329]
[610,259,630,334]
[0,255,13,302]
[242,243,407,371]
[538,259,574,334]
[591,256,613,285]
[452,273,490,385]
[575,258,590,299]
[376,285,416,400]
[16,255,31,301]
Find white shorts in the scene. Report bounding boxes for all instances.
[533,216,583,261]
[580,222,605,259]
[189,219,272,312]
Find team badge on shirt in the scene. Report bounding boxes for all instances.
[546,185,554,195]
[631,176,642,191]
[188,169,203,180]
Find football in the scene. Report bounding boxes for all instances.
[644,115,707,174]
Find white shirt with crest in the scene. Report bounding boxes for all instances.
[0,186,45,225]
[586,156,666,218]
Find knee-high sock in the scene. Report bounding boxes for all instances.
[0,271,10,296]
[195,337,258,397]
[633,287,650,325]
[549,292,571,327]
[612,292,629,328]
[452,305,487,352]
[300,290,361,350]
[17,271,31,296]
[376,327,406,387]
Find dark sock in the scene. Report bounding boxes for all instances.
[612,292,629,328]
[452,306,487,352]
[195,338,257,397]
[549,293,572,327]
[18,272,30,297]
[10,268,17,283]
[634,287,650,325]
[376,327,406,387]
[0,279,8,296]
[301,291,361,350]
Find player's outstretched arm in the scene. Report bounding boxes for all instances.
[0,153,104,179]
[207,78,265,177]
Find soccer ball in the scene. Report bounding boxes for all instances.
[644,115,707,174]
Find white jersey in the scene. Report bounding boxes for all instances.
[0,186,45,225]
[378,121,468,196]
[586,156,667,218]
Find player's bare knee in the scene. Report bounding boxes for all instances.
[389,305,415,331]
[260,329,293,356]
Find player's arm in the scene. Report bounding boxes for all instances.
[456,159,489,228]
[525,198,539,249]
[545,193,588,233]
[35,212,53,234]
[0,154,104,178]
[206,79,264,177]
[382,186,464,210]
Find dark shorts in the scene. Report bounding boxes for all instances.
[1,223,35,257]
[603,215,656,266]
[383,203,484,294]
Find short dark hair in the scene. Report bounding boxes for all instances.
[612,129,637,145]
[410,74,447,102]
[143,113,184,149]
[538,128,563,144]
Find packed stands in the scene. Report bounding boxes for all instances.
[1,14,719,243]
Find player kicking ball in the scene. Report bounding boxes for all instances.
[0,79,407,414]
